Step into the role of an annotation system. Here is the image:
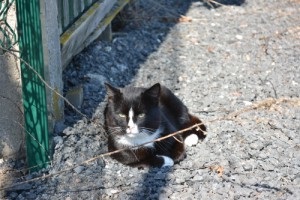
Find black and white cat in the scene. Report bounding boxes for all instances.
[104,83,206,168]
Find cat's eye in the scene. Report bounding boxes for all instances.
[138,113,145,118]
[118,113,126,118]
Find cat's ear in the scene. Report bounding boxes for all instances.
[144,83,161,99]
[105,83,121,101]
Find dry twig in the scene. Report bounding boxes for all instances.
[0,46,87,119]
[1,96,299,191]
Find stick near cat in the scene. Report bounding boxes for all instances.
[104,83,206,168]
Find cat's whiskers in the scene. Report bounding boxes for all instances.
[156,142,170,153]
[129,148,140,162]
[108,127,122,132]
[139,127,156,132]
[107,126,126,135]
[139,128,154,136]
[107,126,122,130]
[157,136,180,153]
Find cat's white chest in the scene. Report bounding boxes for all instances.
[118,127,162,148]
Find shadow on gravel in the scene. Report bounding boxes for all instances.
[62,0,247,124]
[62,0,246,198]
[130,168,171,199]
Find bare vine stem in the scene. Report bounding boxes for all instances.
[1,46,300,192]
[1,96,299,191]
[0,46,87,119]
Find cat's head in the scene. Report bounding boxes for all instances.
[104,83,162,146]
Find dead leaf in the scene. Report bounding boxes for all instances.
[207,46,215,53]
[161,15,192,23]
[178,15,192,23]
[209,165,224,177]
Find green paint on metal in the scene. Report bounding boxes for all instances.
[16,0,50,171]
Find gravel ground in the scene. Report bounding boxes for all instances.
[3,0,300,199]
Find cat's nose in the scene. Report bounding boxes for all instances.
[126,125,138,134]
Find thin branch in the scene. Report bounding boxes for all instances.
[1,51,299,193]
[0,95,23,115]
[204,0,225,8]
[0,116,52,163]
[1,97,299,191]
[0,46,88,119]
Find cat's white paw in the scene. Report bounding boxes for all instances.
[184,134,198,146]
[159,156,174,167]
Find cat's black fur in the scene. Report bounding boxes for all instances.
[104,83,206,168]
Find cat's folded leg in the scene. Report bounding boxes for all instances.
[182,114,207,143]
[143,155,174,168]
[158,155,174,167]
[184,134,199,146]
[170,137,187,163]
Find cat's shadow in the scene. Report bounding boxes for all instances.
[130,167,173,199]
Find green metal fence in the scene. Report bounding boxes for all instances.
[0,0,17,53]
[57,0,98,33]
[16,0,50,171]
[2,0,127,172]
